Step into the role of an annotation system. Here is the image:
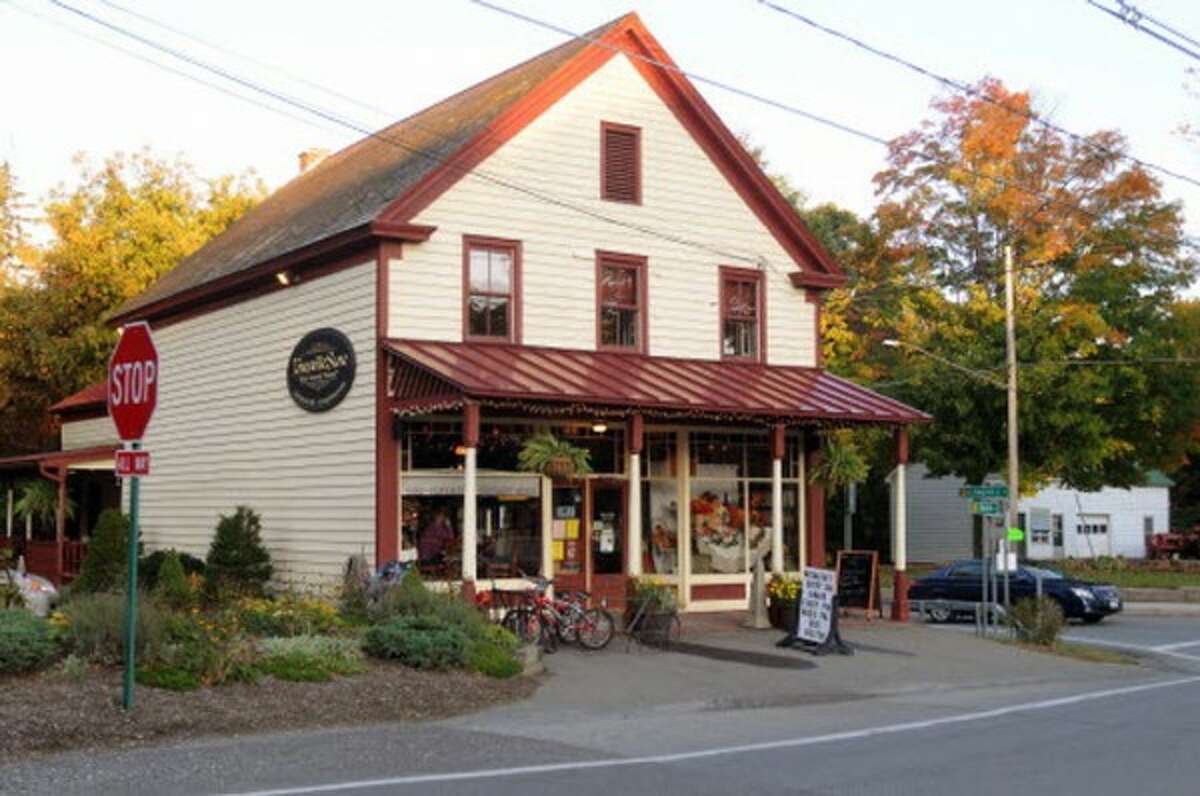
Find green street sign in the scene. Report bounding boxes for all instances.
[971,499,1004,515]
[960,485,1009,499]
[1007,527,1025,542]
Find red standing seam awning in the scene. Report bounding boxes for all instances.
[384,339,929,426]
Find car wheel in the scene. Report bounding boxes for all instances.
[926,604,954,623]
[1081,615,1104,625]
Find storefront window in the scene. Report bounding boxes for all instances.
[782,483,800,571]
[551,486,585,576]
[402,475,542,579]
[643,481,678,575]
[690,485,746,574]
[559,426,625,474]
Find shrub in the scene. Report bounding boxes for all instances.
[74,510,134,594]
[1009,597,1065,647]
[160,610,258,686]
[59,592,168,664]
[467,641,522,679]
[367,570,492,642]
[154,552,194,611]
[136,666,201,691]
[140,549,206,591]
[363,616,470,670]
[0,609,57,674]
[206,507,273,600]
[236,595,342,637]
[340,555,372,623]
[256,635,366,682]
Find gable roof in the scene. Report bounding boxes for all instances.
[115,13,845,324]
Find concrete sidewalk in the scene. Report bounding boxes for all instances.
[1122,601,1200,616]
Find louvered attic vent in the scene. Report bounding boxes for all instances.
[601,122,641,203]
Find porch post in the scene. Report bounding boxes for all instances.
[461,403,480,592]
[892,426,911,621]
[5,486,11,537]
[804,430,826,569]
[627,414,644,576]
[770,424,785,574]
[55,470,66,584]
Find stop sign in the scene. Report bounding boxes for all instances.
[108,321,159,442]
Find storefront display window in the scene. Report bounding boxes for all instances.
[690,486,746,574]
[551,486,585,575]
[559,426,625,474]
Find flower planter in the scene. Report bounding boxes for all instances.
[542,456,577,481]
[768,598,798,631]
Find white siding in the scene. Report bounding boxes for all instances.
[137,264,376,586]
[895,463,975,564]
[1021,485,1169,559]
[392,54,818,365]
[61,416,117,450]
[897,462,1170,562]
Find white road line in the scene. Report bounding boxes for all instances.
[217,675,1200,796]
[1061,636,1200,661]
[1154,640,1200,652]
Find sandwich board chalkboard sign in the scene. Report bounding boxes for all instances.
[835,550,880,618]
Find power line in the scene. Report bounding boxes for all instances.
[469,0,1200,261]
[1088,0,1200,62]
[40,0,776,275]
[756,0,1200,190]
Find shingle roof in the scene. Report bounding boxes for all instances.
[117,16,626,318]
[48,381,106,416]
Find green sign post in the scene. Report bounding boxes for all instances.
[970,499,1004,516]
[959,485,1009,499]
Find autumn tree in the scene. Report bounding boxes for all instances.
[0,151,264,454]
[862,79,1199,489]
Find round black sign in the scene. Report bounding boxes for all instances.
[287,328,356,413]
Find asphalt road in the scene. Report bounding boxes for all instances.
[7,617,1197,796]
[1061,615,1200,662]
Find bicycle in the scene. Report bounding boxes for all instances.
[500,575,615,652]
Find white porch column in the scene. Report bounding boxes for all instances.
[627,414,644,576]
[5,487,12,537]
[892,426,911,621]
[770,424,785,574]
[797,440,807,572]
[462,403,480,585]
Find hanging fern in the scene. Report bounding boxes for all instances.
[808,429,870,489]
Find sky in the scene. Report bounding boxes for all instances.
[3,0,1200,275]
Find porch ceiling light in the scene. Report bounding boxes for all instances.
[591,421,608,434]
[275,270,298,286]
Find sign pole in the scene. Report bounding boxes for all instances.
[122,440,141,711]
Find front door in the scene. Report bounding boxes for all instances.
[588,480,627,608]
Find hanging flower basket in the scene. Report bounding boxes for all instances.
[542,455,577,481]
[518,432,592,481]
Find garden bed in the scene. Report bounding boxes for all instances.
[0,661,537,762]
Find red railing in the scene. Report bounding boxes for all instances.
[3,539,88,584]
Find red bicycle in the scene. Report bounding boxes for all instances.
[499,576,614,652]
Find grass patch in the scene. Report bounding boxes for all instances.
[996,638,1139,666]
[1062,570,1200,589]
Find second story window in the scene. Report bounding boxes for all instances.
[721,267,764,361]
[601,121,641,203]
[596,251,647,352]
[464,236,520,342]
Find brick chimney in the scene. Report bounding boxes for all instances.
[298,148,330,174]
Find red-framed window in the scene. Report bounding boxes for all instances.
[601,121,641,204]
[720,266,765,362]
[463,235,521,343]
[596,251,648,353]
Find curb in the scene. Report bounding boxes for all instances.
[1121,602,1200,617]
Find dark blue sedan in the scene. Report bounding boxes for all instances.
[908,560,1123,624]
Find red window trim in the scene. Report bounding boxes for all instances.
[600,121,642,205]
[595,250,649,354]
[719,265,766,363]
[462,234,522,344]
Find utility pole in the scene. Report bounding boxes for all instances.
[1003,245,1018,617]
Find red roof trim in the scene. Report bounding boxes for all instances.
[49,381,107,417]
[0,444,118,469]
[377,14,844,284]
[384,339,929,425]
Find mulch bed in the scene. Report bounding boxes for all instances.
[0,662,539,763]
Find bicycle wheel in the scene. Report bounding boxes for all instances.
[576,608,615,650]
[539,611,559,654]
[501,608,542,646]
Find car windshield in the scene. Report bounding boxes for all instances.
[1023,566,1064,580]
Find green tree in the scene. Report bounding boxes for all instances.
[0,151,264,454]
[206,506,273,599]
[74,509,132,594]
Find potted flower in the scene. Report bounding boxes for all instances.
[625,576,679,645]
[767,574,801,630]
[518,432,593,481]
